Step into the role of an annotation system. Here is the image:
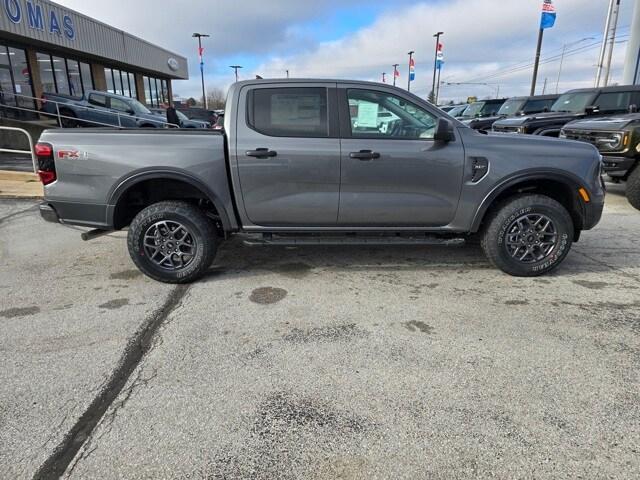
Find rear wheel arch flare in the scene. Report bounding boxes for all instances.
[109,172,231,231]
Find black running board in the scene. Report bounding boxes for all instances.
[242,233,466,247]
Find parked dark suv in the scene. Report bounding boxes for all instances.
[455,99,506,121]
[464,94,558,132]
[493,85,640,136]
[561,113,640,210]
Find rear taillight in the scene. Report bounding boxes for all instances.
[35,142,57,185]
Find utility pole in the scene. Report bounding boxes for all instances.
[407,51,415,91]
[382,72,387,84]
[603,0,622,86]
[530,28,545,96]
[392,64,399,86]
[192,33,210,108]
[432,32,444,102]
[596,0,616,87]
[542,77,548,94]
[623,0,640,84]
[229,65,243,83]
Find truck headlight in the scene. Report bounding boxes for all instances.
[595,132,625,152]
[518,126,527,134]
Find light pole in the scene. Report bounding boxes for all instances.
[556,37,594,93]
[286,69,290,79]
[407,51,415,91]
[230,65,243,82]
[382,72,387,83]
[392,64,399,86]
[431,32,444,102]
[192,33,210,108]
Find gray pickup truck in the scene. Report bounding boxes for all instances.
[37,79,605,283]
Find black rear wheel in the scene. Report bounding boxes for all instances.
[127,201,218,283]
[481,194,573,277]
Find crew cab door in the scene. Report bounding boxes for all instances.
[337,85,465,226]
[234,83,340,226]
[83,93,118,127]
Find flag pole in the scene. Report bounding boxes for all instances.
[392,64,399,86]
[530,28,544,96]
[432,32,444,102]
[407,51,414,91]
[435,66,442,105]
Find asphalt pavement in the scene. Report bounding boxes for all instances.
[1,184,639,479]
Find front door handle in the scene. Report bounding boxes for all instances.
[246,148,278,158]
[350,150,381,161]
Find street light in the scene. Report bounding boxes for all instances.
[230,65,243,82]
[556,37,595,93]
[192,33,210,109]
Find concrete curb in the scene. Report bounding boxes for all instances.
[0,170,43,199]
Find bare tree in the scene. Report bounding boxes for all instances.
[203,88,226,110]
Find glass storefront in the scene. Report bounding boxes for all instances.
[37,52,93,97]
[143,75,169,107]
[105,68,137,99]
[0,43,35,118]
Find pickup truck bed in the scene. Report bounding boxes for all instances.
[37,79,605,283]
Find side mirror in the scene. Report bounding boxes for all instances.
[585,105,600,115]
[434,118,454,142]
[127,108,135,115]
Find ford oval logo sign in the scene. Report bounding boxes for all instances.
[167,58,179,71]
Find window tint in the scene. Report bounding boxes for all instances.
[347,89,436,139]
[523,99,554,113]
[88,93,107,107]
[250,87,328,137]
[596,92,632,113]
[110,97,131,113]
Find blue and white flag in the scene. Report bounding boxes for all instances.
[436,43,444,70]
[540,0,556,29]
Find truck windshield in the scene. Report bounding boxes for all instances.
[498,99,526,116]
[461,102,485,118]
[551,92,596,113]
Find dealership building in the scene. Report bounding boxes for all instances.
[0,0,188,116]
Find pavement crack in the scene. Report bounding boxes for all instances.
[32,284,190,480]
[0,205,38,226]
[573,248,640,285]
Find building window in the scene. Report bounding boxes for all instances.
[38,52,92,98]
[142,75,169,107]
[105,67,137,98]
[0,44,36,117]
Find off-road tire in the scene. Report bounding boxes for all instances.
[127,201,217,284]
[481,194,574,277]
[626,166,640,211]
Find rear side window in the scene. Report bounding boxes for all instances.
[88,94,107,107]
[248,87,328,137]
[596,92,632,113]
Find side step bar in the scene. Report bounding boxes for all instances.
[242,233,466,247]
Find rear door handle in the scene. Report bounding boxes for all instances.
[350,150,381,161]
[246,148,277,158]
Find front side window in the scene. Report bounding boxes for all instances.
[347,89,436,139]
[498,99,526,116]
[523,99,554,114]
[110,96,131,113]
[595,92,632,113]
[249,87,328,137]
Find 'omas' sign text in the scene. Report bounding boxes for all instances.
[3,0,75,40]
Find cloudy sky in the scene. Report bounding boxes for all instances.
[55,0,635,103]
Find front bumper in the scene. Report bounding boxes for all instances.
[583,197,605,231]
[601,155,635,175]
[39,203,61,224]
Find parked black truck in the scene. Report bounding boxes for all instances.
[562,114,640,210]
[493,85,640,137]
[37,79,605,283]
[463,94,558,132]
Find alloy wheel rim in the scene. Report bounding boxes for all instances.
[505,213,558,264]
[143,220,197,270]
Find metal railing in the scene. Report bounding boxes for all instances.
[0,91,179,129]
[0,126,37,173]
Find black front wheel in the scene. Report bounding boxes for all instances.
[626,166,640,211]
[127,201,218,283]
[481,194,574,277]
